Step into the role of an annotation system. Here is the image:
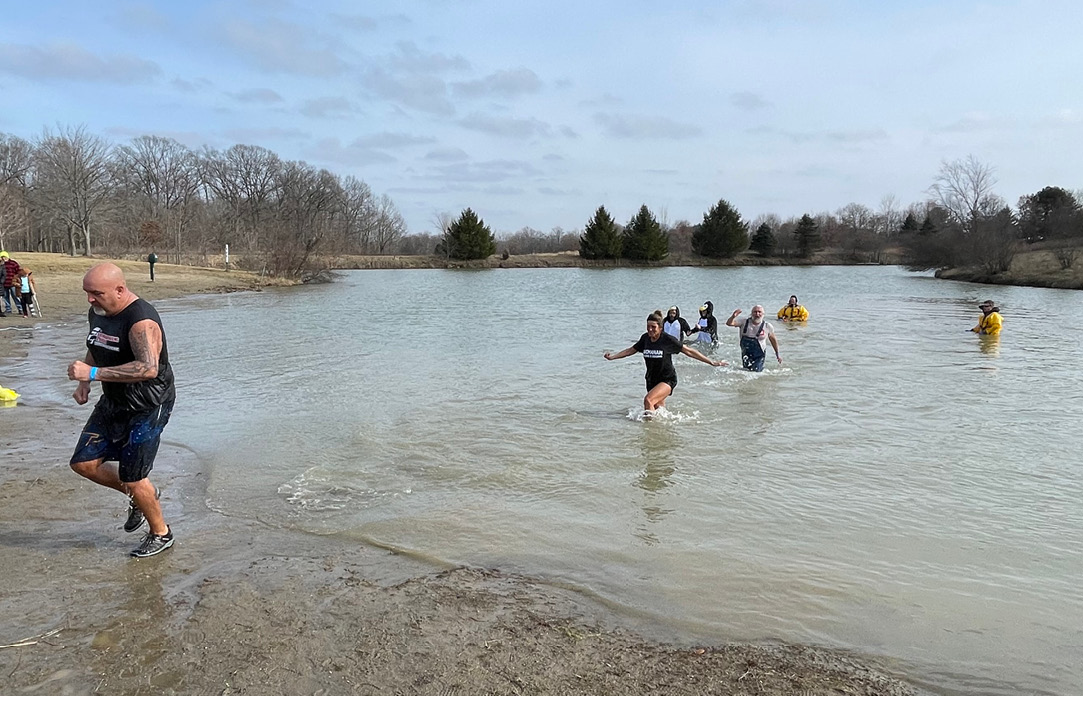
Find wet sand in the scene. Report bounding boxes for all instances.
[0,255,918,695]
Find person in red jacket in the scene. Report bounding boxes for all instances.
[1,251,22,315]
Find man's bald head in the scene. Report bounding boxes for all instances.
[83,263,136,316]
[84,262,125,288]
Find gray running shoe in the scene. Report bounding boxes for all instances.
[130,526,174,558]
[123,487,161,533]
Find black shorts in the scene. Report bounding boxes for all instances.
[645,376,677,393]
[70,399,174,483]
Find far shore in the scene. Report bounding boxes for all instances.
[936,252,1083,289]
[326,247,1083,291]
[320,248,896,270]
[4,246,1079,324]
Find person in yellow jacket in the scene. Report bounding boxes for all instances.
[777,295,809,321]
[971,299,1002,335]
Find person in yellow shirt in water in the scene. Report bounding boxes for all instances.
[971,299,1002,335]
[777,295,809,322]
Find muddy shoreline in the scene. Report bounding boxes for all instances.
[0,255,921,696]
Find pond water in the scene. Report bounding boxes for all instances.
[14,265,1083,694]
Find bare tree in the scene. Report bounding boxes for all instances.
[835,202,882,260]
[372,194,406,253]
[667,220,694,255]
[34,125,114,256]
[0,184,29,251]
[928,155,1001,229]
[750,213,782,233]
[337,175,377,254]
[270,161,344,275]
[115,136,201,262]
[876,194,903,236]
[0,133,34,186]
[432,210,454,235]
[1,128,410,270]
[1052,242,1079,270]
[969,207,1018,274]
[201,144,282,251]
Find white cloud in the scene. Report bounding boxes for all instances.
[230,88,285,104]
[593,113,702,140]
[216,18,347,76]
[425,148,470,162]
[452,68,542,98]
[362,67,454,116]
[299,96,357,119]
[730,91,770,110]
[458,113,551,139]
[0,42,160,84]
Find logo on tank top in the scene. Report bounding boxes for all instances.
[88,327,121,351]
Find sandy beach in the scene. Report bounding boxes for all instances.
[0,254,917,695]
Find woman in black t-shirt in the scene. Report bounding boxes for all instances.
[604,310,726,413]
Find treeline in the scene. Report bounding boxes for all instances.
[430,155,1083,275]
[4,126,1078,276]
[902,156,1083,273]
[0,125,407,276]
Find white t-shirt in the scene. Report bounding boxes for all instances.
[737,317,773,350]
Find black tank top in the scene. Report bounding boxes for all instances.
[86,298,176,411]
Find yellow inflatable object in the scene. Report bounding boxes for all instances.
[777,305,809,321]
[0,385,18,402]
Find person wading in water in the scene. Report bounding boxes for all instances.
[604,310,726,415]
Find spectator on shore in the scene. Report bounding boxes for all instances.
[16,268,36,318]
[1,251,21,315]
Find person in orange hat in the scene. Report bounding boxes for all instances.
[971,300,1002,336]
[16,267,36,318]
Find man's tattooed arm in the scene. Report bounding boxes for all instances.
[95,320,162,382]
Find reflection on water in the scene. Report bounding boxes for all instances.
[978,335,1000,356]
[634,423,679,543]
[13,265,1083,694]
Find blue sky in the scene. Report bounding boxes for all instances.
[1,0,1080,234]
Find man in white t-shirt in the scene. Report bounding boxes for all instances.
[725,305,781,371]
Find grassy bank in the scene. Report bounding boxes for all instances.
[0,253,289,326]
[937,247,1083,290]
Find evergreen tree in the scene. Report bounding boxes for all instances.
[691,198,749,258]
[443,207,495,260]
[621,205,668,261]
[918,216,937,236]
[793,214,821,257]
[1017,186,1080,242]
[579,205,622,259]
[749,222,776,257]
[899,212,919,235]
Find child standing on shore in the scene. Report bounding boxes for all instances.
[17,268,36,318]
